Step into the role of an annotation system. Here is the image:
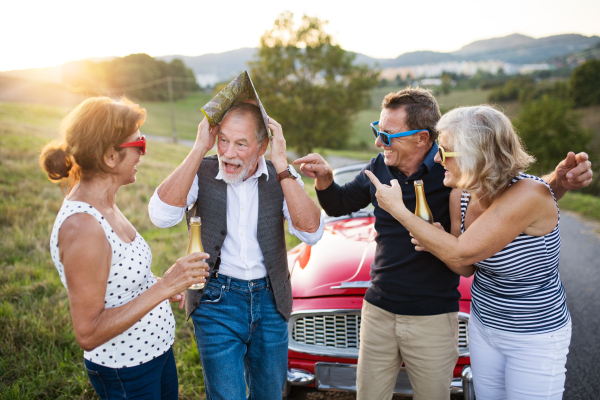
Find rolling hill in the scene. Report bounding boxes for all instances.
[2,33,598,88]
[154,33,599,80]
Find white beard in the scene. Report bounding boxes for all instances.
[218,153,259,185]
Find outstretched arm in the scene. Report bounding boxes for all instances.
[294,154,372,217]
[544,152,593,201]
[365,170,555,271]
[269,118,321,233]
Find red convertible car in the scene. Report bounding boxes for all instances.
[284,163,474,399]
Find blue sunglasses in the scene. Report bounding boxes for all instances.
[371,121,428,146]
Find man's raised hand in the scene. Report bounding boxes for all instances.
[194,118,219,154]
[268,118,288,172]
[294,153,334,190]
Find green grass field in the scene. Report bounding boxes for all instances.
[139,92,213,141]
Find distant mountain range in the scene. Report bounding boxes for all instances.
[156,33,599,82]
[3,33,598,86]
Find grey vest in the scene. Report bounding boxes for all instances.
[184,155,291,320]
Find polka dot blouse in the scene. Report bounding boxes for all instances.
[50,200,175,368]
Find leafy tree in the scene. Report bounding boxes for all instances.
[569,59,600,107]
[518,81,568,104]
[516,95,592,174]
[249,12,379,154]
[488,76,535,102]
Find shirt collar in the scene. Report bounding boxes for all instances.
[215,155,269,182]
[422,142,438,172]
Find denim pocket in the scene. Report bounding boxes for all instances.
[200,282,224,304]
[85,367,108,399]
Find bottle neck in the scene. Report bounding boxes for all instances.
[415,184,426,198]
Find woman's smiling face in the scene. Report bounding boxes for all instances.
[434,131,461,188]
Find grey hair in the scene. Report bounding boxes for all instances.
[437,105,535,202]
[222,103,268,144]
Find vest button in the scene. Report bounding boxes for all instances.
[221,230,226,235]
[209,262,214,267]
[215,245,220,250]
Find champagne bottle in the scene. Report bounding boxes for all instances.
[414,180,434,224]
[187,216,205,290]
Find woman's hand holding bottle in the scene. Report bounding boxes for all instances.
[158,253,209,303]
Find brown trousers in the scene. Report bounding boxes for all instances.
[356,300,459,400]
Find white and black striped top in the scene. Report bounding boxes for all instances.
[462,173,570,333]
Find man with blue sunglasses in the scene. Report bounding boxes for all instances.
[370,121,428,146]
[295,87,593,400]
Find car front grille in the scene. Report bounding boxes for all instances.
[458,318,468,351]
[293,314,361,349]
[289,311,470,358]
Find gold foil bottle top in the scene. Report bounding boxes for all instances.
[414,180,424,186]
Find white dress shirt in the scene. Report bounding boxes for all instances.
[148,156,324,280]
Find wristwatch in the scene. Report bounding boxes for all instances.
[276,165,300,182]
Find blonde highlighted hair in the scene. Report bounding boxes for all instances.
[40,97,146,189]
[437,105,534,202]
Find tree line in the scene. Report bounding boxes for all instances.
[63,53,200,101]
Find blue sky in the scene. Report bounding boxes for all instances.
[2,0,599,71]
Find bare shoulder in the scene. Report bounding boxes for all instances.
[58,213,110,258]
[495,177,558,235]
[59,213,105,240]
[504,177,554,203]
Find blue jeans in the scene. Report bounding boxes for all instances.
[191,274,288,400]
[84,346,178,400]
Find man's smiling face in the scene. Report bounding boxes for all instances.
[375,106,422,173]
[217,112,267,184]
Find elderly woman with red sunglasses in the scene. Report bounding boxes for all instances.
[40,97,209,400]
[366,105,592,400]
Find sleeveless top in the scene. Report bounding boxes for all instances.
[462,173,570,334]
[50,200,175,368]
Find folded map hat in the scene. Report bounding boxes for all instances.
[201,70,271,138]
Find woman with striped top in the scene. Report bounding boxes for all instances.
[365,105,588,399]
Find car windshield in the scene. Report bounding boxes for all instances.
[333,170,361,186]
[333,168,375,213]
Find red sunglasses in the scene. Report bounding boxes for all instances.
[119,135,146,155]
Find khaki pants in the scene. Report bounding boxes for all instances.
[356,300,459,400]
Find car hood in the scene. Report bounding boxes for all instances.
[288,215,473,300]
[289,216,377,298]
